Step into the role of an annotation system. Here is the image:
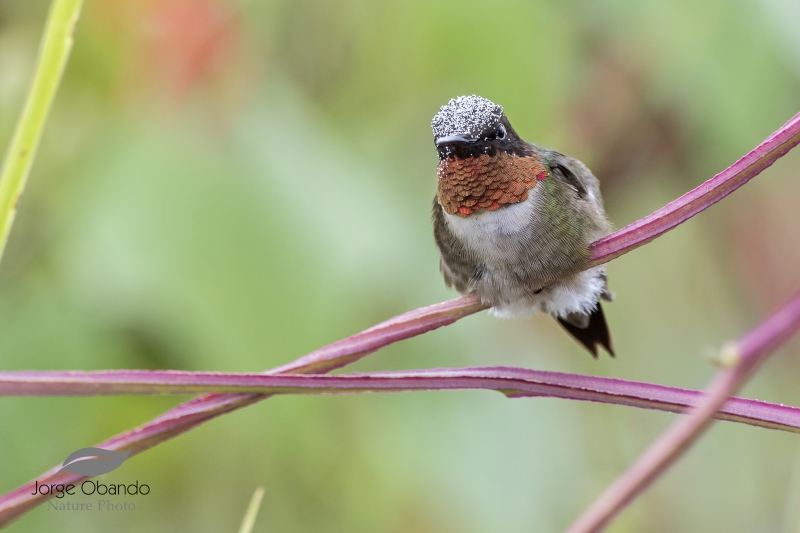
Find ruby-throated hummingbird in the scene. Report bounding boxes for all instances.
[431,95,615,357]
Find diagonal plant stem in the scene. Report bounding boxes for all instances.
[0,295,485,526]
[0,0,83,263]
[3,366,800,435]
[566,289,800,533]
[589,111,800,266]
[0,111,799,527]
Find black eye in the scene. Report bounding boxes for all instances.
[496,123,506,140]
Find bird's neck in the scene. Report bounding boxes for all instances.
[436,153,549,217]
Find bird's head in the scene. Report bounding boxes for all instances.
[431,95,524,160]
[431,95,547,217]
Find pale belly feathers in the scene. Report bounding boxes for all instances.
[442,190,609,319]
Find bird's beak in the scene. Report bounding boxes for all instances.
[435,134,478,147]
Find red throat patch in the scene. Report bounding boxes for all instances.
[436,153,548,217]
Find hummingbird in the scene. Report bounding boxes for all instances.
[430,95,615,357]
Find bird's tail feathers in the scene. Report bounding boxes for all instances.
[556,303,614,358]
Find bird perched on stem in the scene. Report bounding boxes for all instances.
[431,95,615,357]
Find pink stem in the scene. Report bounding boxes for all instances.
[0,295,485,526]
[589,111,800,265]
[565,289,800,533]
[2,367,800,434]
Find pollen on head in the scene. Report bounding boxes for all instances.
[431,95,504,139]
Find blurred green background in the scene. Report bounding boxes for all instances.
[1,0,800,531]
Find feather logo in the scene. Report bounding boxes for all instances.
[51,448,131,478]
